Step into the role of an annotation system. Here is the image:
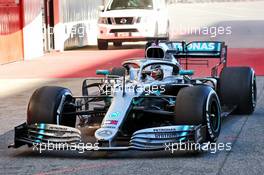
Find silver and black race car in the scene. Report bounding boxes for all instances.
[9,40,257,152]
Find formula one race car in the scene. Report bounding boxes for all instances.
[9,40,257,152]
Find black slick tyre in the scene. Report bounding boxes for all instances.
[175,86,221,142]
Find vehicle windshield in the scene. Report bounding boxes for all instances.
[107,0,153,11]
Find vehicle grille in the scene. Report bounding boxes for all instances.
[107,18,112,25]
[114,17,134,25]
[110,29,138,33]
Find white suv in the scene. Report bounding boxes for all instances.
[97,0,169,50]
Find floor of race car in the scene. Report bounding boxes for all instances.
[0,77,263,175]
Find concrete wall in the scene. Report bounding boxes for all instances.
[22,0,44,60]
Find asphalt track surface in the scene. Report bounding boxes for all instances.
[0,77,263,175]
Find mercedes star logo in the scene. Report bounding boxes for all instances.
[98,130,112,137]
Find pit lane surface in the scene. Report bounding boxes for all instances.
[0,77,263,175]
[1,1,264,175]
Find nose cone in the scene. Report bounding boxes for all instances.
[95,128,117,141]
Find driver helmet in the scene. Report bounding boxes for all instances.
[150,65,164,80]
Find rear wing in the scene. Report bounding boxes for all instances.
[155,41,228,76]
[164,41,227,59]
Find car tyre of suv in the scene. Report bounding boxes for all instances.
[27,86,76,127]
[219,67,257,114]
[113,42,122,47]
[98,39,108,50]
[175,86,221,142]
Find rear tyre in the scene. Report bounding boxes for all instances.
[113,42,122,47]
[219,67,257,114]
[97,39,108,50]
[175,86,221,142]
[27,86,76,127]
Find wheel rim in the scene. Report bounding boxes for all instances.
[209,99,220,132]
[252,75,257,109]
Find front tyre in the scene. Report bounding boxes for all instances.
[174,86,221,142]
[27,86,76,127]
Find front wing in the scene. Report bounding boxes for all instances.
[9,123,206,151]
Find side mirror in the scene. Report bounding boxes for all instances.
[179,70,194,76]
[96,70,110,76]
[98,5,105,12]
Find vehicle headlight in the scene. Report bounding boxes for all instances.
[98,17,108,24]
